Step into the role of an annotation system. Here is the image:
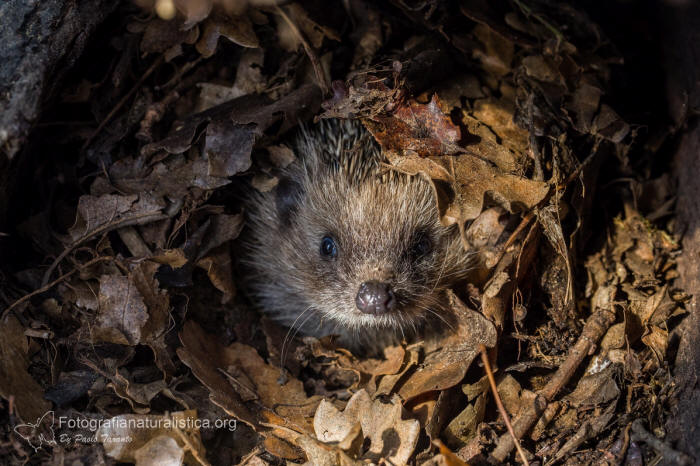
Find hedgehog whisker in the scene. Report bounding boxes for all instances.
[281,305,315,370]
[419,305,455,333]
[430,250,451,295]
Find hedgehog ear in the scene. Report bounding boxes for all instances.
[275,177,304,226]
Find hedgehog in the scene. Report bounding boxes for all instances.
[242,119,473,352]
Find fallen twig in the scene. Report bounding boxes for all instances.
[490,308,616,462]
[2,256,115,320]
[41,210,169,287]
[480,344,530,466]
[81,55,164,151]
[274,5,330,96]
[630,419,693,465]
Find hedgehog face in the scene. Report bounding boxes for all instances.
[244,120,472,349]
[292,173,461,335]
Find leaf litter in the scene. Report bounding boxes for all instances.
[0,0,691,465]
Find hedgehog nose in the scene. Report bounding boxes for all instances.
[356,281,396,315]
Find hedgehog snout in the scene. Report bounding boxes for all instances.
[355,280,396,315]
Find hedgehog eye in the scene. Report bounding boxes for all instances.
[411,233,432,258]
[320,236,338,259]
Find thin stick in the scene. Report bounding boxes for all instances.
[490,308,616,462]
[81,55,164,151]
[274,5,330,95]
[2,256,114,320]
[492,141,601,272]
[630,419,692,465]
[480,344,529,466]
[41,210,168,286]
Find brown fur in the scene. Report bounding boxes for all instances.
[242,119,473,352]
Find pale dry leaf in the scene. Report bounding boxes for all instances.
[97,411,205,463]
[472,97,529,154]
[69,194,145,241]
[313,399,360,444]
[95,274,150,345]
[295,433,363,466]
[313,389,420,464]
[133,435,185,466]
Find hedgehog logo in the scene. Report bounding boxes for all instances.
[13,411,57,451]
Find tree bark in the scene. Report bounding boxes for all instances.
[0,0,117,219]
[665,2,700,464]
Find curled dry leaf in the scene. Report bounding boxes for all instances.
[313,389,420,465]
[315,291,501,403]
[320,78,402,120]
[308,338,406,378]
[364,94,462,157]
[196,13,259,57]
[107,371,168,414]
[397,291,497,400]
[194,213,244,261]
[175,0,213,28]
[586,212,684,363]
[373,345,421,397]
[196,247,236,303]
[152,249,189,268]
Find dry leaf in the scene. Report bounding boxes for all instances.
[313,389,420,464]
[364,94,462,157]
[196,13,259,57]
[397,291,497,400]
[97,410,205,464]
[177,321,320,433]
[0,316,52,422]
[69,194,166,242]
